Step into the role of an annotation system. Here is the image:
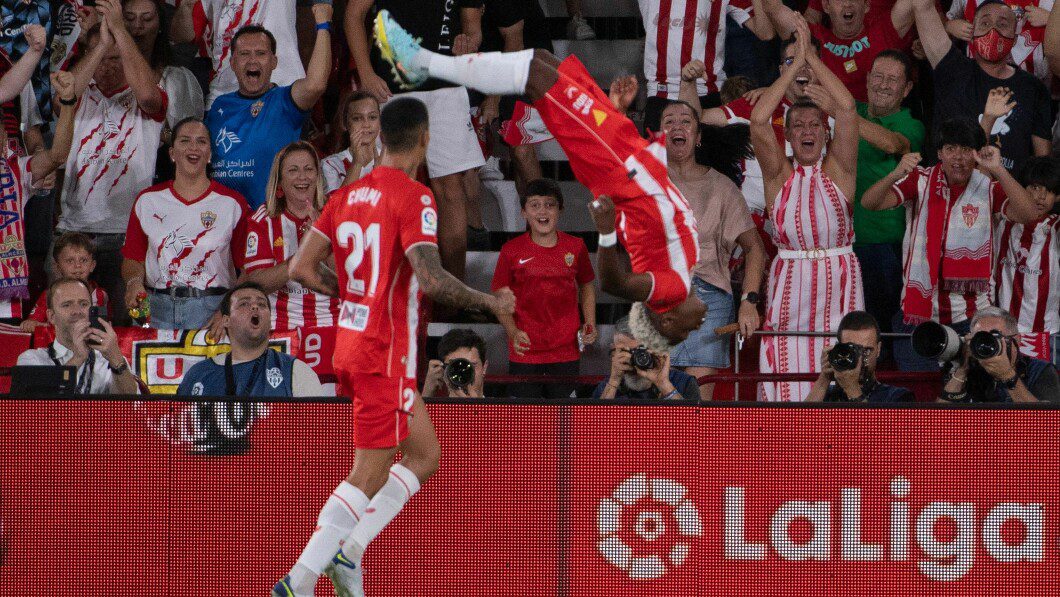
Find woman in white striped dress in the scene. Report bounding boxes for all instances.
[749,19,864,401]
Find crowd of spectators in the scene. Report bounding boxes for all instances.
[2,0,1060,402]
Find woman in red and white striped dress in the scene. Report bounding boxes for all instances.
[750,19,864,401]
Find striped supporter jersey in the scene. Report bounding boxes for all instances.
[243,205,340,330]
[994,213,1060,334]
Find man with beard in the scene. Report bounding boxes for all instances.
[914,0,1052,172]
[594,320,700,401]
[807,310,915,403]
[176,282,323,397]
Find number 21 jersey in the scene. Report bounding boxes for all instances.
[311,166,438,378]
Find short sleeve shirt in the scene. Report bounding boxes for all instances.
[853,103,925,245]
[681,168,755,294]
[811,15,908,102]
[206,85,307,210]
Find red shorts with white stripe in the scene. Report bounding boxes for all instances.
[337,371,416,450]
[533,55,699,312]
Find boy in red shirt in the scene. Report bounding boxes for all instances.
[492,179,596,398]
[21,232,108,333]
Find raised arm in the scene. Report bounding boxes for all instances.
[71,22,112,99]
[0,25,45,104]
[762,0,798,39]
[587,195,653,302]
[169,0,198,45]
[976,146,1039,224]
[29,72,79,181]
[679,61,731,126]
[1048,0,1060,75]
[744,0,777,40]
[345,0,392,102]
[750,50,799,199]
[291,2,333,111]
[98,0,164,115]
[406,243,515,316]
[861,152,919,210]
[890,0,918,37]
[913,0,952,68]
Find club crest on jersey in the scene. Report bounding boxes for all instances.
[191,382,204,396]
[266,367,283,389]
[201,211,217,229]
[250,100,264,118]
[421,207,438,235]
[962,204,980,228]
[565,252,575,267]
[245,232,258,257]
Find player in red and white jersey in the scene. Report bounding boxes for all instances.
[0,71,79,321]
[243,141,339,330]
[375,12,707,344]
[993,156,1060,334]
[171,0,304,107]
[638,0,774,131]
[321,91,380,193]
[277,98,515,597]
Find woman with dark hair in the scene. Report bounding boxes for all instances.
[322,91,381,192]
[241,141,339,331]
[750,18,864,401]
[122,0,204,128]
[121,117,249,339]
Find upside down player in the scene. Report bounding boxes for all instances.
[275,98,516,596]
[373,10,706,348]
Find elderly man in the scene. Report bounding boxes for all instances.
[204,2,332,209]
[914,0,1052,173]
[594,320,699,401]
[17,278,139,395]
[941,307,1060,402]
[176,282,323,397]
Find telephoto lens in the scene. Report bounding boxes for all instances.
[629,347,657,370]
[828,342,862,372]
[969,330,1005,360]
[444,358,476,389]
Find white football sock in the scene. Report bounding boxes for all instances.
[423,49,534,96]
[341,463,421,560]
[288,481,369,592]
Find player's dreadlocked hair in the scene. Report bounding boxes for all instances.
[628,302,675,353]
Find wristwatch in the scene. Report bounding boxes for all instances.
[741,292,760,306]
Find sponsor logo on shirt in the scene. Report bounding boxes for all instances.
[421,207,438,235]
[518,257,534,265]
[338,301,370,331]
[215,127,241,153]
[192,382,204,395]
[824,36,870,59]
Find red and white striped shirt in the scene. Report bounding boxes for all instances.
[243,205,340,330]
[639,0,754,98]
[0,155,32,320]
[994,212,1060,333]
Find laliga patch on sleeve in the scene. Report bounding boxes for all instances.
[245,231,259,258]
[421,207,438,235]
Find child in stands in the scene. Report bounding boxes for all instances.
[21,233,108,332]
[492,179,597,399]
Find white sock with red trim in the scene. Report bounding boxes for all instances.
[422,49,534,96]
[341,463,421,561]
[288,481,369,592]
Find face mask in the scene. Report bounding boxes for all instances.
[971,28,1015,62]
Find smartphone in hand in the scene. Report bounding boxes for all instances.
[87,306,106,346]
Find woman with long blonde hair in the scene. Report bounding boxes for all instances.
[241,141,339,331]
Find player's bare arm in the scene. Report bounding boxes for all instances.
[588,195,653,302]
[406,244,515,315]
[290,230,340,297]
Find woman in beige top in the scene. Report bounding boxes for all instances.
[661,101,768,400]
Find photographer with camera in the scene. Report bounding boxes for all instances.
[941,307,1060,403]
[423,329,489,398]
[594,319,699,401]
[807,311,915,403]
[16,278,139,395]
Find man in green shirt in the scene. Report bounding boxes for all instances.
[852,49,926,341]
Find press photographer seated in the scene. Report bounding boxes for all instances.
[422,329,488,398]
[176,283,323,397]
[940,307,1060,403]
[807,311,915,404]
[16,278,139,395]
[594,318,699,401]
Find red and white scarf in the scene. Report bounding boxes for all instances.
[0,157,28,300]
[902,165,992,323]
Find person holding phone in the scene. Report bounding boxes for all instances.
[16,278,140,395]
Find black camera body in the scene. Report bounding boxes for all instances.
[444,358,476,390]
[828,342,864,372]
[629,346,657,371]
[969,330,1007,360]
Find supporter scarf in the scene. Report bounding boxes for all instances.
[901,165,992,324]
[0,158,28,301]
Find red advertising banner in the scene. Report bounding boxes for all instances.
[1,402,1057,595]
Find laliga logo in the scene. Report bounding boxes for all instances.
[596,473,702,579]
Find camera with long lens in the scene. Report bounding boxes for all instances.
[828,342,865,372]
[443,358,476,390]
[969,330,1007,360]
[629,346,658,371]
[911,321,963,362]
